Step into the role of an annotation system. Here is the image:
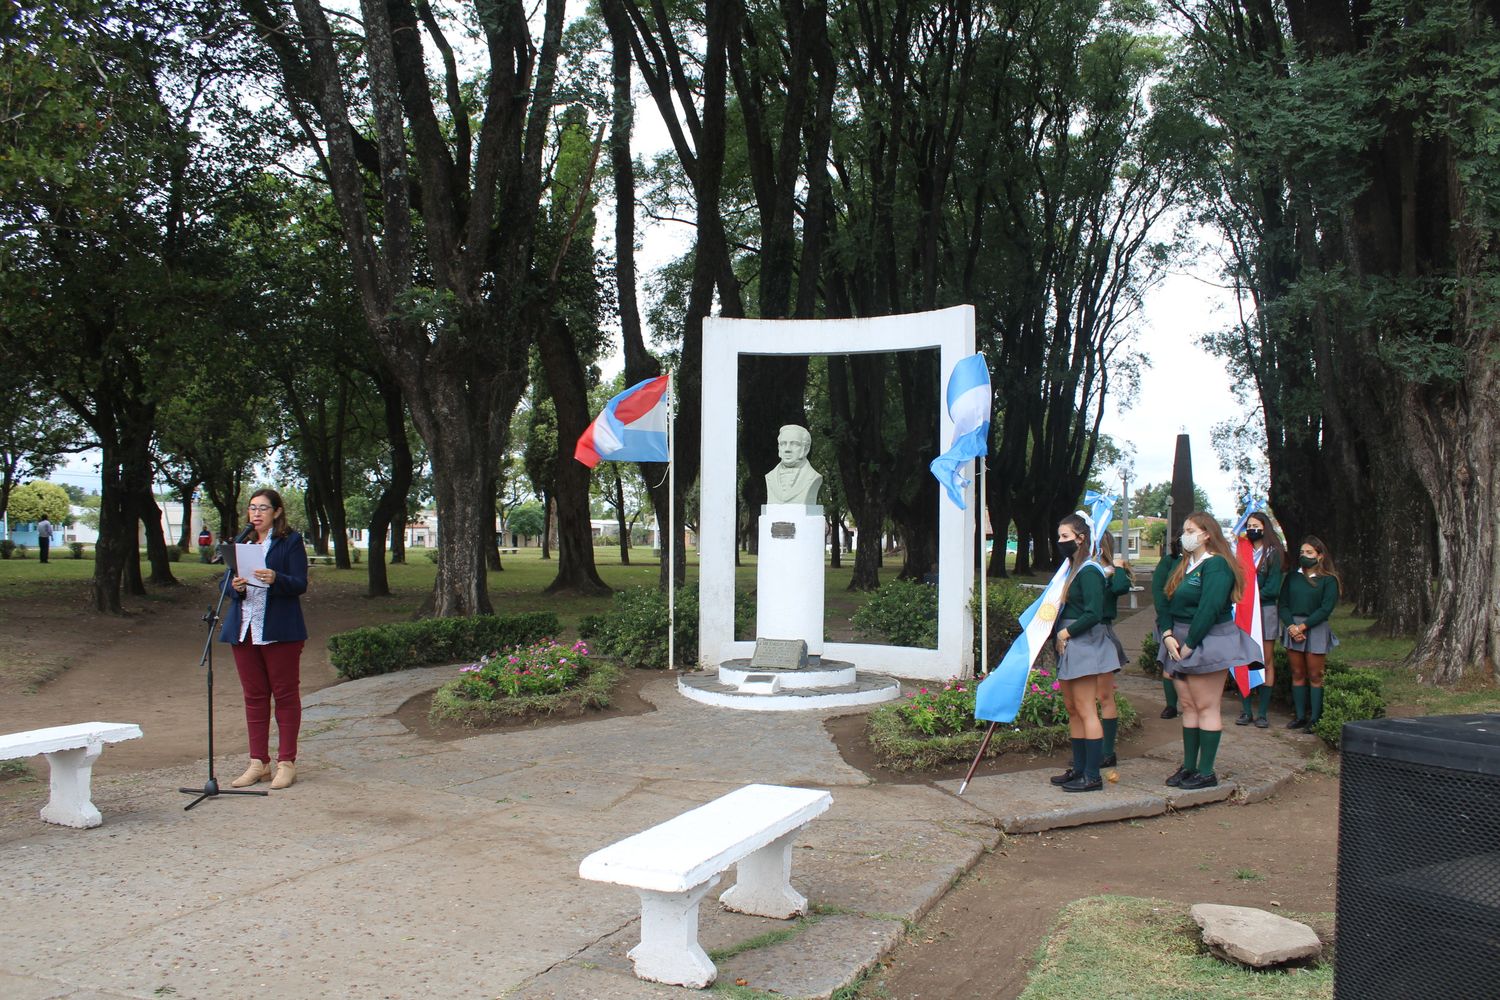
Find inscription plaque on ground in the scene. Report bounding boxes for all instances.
[750,638,808,670]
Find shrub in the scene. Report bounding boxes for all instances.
[14,544,28,558]
[71,542,86,559]
[1312,661,1387,747]
[326,611,559,680]
[1138,632,1161,676]
[869,677,1137,771]
[350,547,362,564]
[583,585,750,668]
[165,546,181,562]
[853,579,939,647]
[197,544,215,563]
[424,548,439,563]
[0,539,14,560]
[972,579,1033,666]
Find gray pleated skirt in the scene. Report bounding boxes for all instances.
[1102,622,1128,668]
[1281,615,1340,654]
[1163,620,1264,678]
[1260,604,1279,639]
[1057,618,1125,681]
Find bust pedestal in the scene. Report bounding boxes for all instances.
[755,504,825,659]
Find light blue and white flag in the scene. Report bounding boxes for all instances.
[974,559,1071,723]
[929,354,991,509]
[1083,490,1118,556]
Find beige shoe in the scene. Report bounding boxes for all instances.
[230,759,271,788]
[270,761,296,790]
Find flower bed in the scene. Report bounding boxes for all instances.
[867,670,1138,771]
[429,639,620,726]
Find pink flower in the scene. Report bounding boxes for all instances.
[1031,684,1041,692]
[920,688,928,694]
[1051,681,1061,691]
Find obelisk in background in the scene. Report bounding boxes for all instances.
[1169,433,1194,547]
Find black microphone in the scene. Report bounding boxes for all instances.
[236,525,255,543]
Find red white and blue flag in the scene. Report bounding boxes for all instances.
[574,376,670,468]
[1231,534,1266,697]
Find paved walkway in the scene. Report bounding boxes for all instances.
[0,606,1308,1000]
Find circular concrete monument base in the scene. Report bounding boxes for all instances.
[676,668,902,711]
[717,660,856,689]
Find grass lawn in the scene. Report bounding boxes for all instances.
[1018,896,1333,1000]
[1328,612,1500,716]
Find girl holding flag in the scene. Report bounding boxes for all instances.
[1279,536,1341,730]
[1048,514,1121,793]
[1160,512,1264,790]
[1236,511,1286,728]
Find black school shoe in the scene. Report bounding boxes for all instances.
[1160,706,1179,720]
[1235,711,1253,726]
[1180,771,1218,789]
[1286,717,1308,730]
[1254,717,1270,729]
[1100,754,1117,768]
[1049,768,1078,786]
[1061,774,1103,792]
[1165,767,1195,787]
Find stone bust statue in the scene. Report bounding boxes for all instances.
[764,424,823,506]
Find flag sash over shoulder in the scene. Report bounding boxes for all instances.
[975,560,1070,723]
[1232,535,1266,697]
[574,376,670,468]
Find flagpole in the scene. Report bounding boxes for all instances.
[667,378,676,671]
[979,458,988,679]
[958,722,998,796]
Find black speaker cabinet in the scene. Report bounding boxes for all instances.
[1336,715,1500,1000]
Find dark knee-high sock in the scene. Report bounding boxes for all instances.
[1240,695,1254,717]
[1101,717,1119,757]
[1292,684,1308,721]
[1309,686,1324,724]
[1070,737,1085,775]
[1196,730,1223,775]
[1163,678,1178,708]
[1257,685,1273,719]
[1084,737,1103,781]
[1181,727,1201,772]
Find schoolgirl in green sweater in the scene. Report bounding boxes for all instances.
[1049,514,1122,793]
[1279,535,1341,729]
[1236,511,1287,729]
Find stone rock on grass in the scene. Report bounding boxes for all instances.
[1190,903,1323,968]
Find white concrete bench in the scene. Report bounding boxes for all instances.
[578,783,832,987]
[0,722,143,828]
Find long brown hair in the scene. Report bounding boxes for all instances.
[249,488,292,541]
[1165,512,1245,601]
[1298,535,1342,591]
[1246,511,1288,573]
[1059,513,1091,601]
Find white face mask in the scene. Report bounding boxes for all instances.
[1180,531,1204,553]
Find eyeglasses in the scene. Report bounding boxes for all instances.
[247,504,273,512]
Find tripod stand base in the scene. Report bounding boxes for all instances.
[179,779,268,810]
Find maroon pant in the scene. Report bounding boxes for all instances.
[231,641,304,763]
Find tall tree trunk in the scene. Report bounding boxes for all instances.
[366,370,411,598]
[136,484,176,586]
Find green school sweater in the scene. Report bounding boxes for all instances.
[1165,554,1235,649]
[1103,564,1131,623]
[1278,571,1339,627]
[1060,563,1106,636]
[1152,554,1179,632]
[1255,547,1284,606]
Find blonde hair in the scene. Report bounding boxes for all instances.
[1164,512,1244,601]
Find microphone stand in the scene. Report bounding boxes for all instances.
[180,538,267,810]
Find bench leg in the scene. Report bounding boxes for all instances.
[39,744,104,829]
[628,874,720,988]
[720,829,807,919]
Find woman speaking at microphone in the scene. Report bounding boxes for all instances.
[221,488,309,790]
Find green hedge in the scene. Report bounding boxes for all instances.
[327,611,560,680]
[580,585,753,669]
[1312,661,1387,747]
[867,694,1139,771]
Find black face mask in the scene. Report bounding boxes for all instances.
[1058,539,1079,560]
[1300,555,1318,569]
[1246,528,1264,542]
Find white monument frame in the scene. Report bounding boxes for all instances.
[698,305,976,681]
